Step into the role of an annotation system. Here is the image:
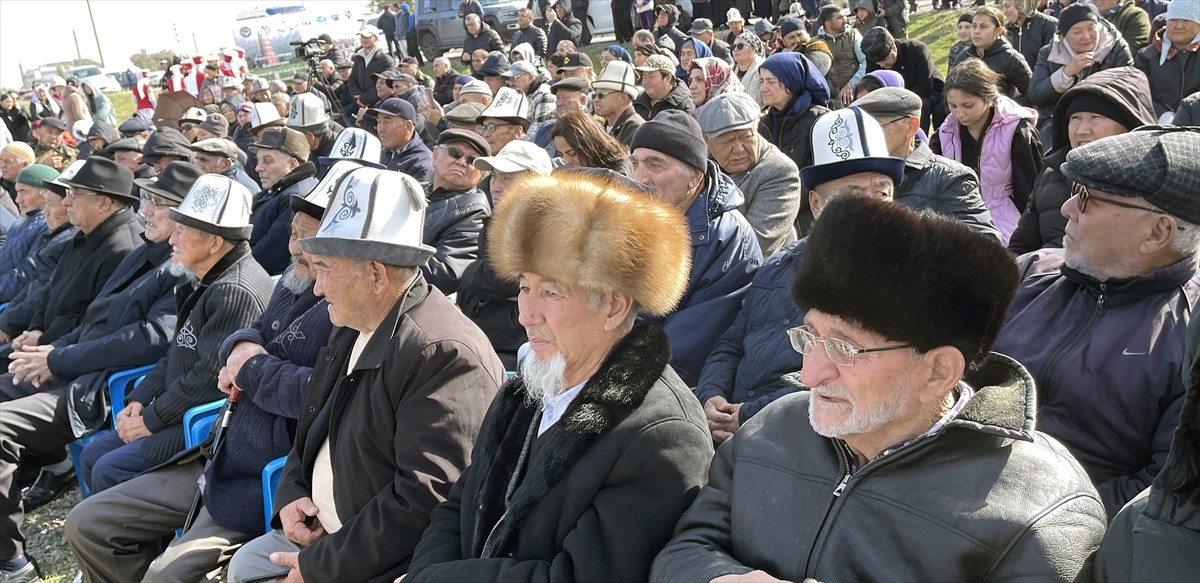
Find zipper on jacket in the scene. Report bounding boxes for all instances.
[1038,283,1107,395]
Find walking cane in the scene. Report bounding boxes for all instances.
[181,384,242,534]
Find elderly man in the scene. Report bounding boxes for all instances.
[697,93,801,256]
[405,171,714,581]
[476,87,531,155]
[420,129,491,295]
[693,107,904,443]
[371,98,433,181]
[179,108,207,143]
[142,128,195,174]
[78,174,273,493]
[592,61,644,146]
[690,18,734,64]
[32,118,78,171]
[653,192,1107,582]
[531,76,589,149]
[226,166,504,583]
[250,127,319,275]
[630,111,762,385]
[457,141,552,368]
[549,51,596,84]
[192,138,260,193]
[64,165,341,583]
[991,126,1200,518]
[431,57,460,105]
[287,93,342,167]
[0,143,34,203]
[0,158,144,357]
[854,87,1002,241]
[634,55,695,119]
[0,165,54,300]
[0,163,198,582]
[193,114,230,143]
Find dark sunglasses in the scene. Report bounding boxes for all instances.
[439,144,478,165]
[1072,182,1166,215]
[733,43,750,50]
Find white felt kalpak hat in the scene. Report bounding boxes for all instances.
[290,160,364,220]
[249,102,283,133]
[168,174,254,240]
[287,92,330,131]
[478,86,531,129]
[299,167,435,267]
[317,127,384,168]
[800,105,906,192]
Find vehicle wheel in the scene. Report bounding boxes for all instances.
[419,31,439,61]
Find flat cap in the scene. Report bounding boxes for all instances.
[438,129,491,157]
[550,76,591,94]
[445,102,487,125]
[105,138,143,153]
[251,127,311,162]
[191,137,240,159]
[119,117,153,134]
[1062,126,1200,224]
[39,118,67,131]
[852,86,922,119]
[697,92,762,137]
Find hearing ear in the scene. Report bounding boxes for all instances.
[917,346,966,404]
[602,292,634,331]
[1142,215,1178,255]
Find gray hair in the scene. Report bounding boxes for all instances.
[586,290,641,334]
[465,13,481,25]
[1171,217,1200,256]
[633,29,656,44]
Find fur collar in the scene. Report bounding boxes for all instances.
[470,320,670,557]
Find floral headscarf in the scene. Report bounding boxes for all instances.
[735,31,767,57]
[689,57,744,109]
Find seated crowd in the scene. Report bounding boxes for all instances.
[0,0,1199,580]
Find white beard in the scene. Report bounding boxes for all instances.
[520,351,567,407]
[807,380,914,439]
[279,268,313,294]
[167,258,191,277]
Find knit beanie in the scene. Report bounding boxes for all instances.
[1064,91,1142,133]
[629,110,709,173]
[1058,3,1100,35]
[779,17,804,37]
[2,143,35,165]
[15,164,59,188]
[958,12,975,25]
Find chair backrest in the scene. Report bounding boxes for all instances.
[262,456,288,532]
[182,400,225,449]
[105,364,157,429]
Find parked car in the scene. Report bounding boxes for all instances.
[532,0,615,46]
[66,65,122,92]
[413,0,523,60]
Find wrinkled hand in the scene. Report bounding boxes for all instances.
[10,330,43,353]
[9,344,55,388]
[0,330,11,344]
[269,552,305,583]
[1063,51,1095,77]
[218,341,266,393]
[279,497,327,546]
[711,571,792,583]
[704,396,741,442]
[116,401,152,443]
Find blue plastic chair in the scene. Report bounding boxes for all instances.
[261,456,287,531]
[183,400,225,449]
[0,302,8,314]
[70,365,155,498]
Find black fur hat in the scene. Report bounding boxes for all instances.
[791,196,1019,369]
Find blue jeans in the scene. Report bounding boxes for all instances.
[79,431,156,493]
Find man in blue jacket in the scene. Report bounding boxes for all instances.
[630,110,762,386]
[249,128,318,275]
[991,126,1200,518]
[65,163,341,583]
[0,162,198,582]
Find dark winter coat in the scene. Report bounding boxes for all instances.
[126,242,273,465]
[1136,29,1200,117]
[645,161,762,385]
[47,239,183,436]
[653,354,1107,582]
[633,78,695,119]
[1093,310,1200,581]
[463,22,505,59]
[349,46,396,107]
[406,320,714,582]
[0,225,74,335]
[0,210,46,300]
[434,73,460,106]
[878,0,909,37]
[421,184,490,296]
[967,37,1034,97]
[221,161,261,194]
[383,134,433,182]
[0,105,32,144]
[249,162,318,276]
[456,221,522,370]
[1007,11,1059,71]
[759,99,831,235]
[896,140,1002,242]
[1173,91,1200,125]
[655,19,690,61]
[512,24,549,58]
[1028,19,1133,122]
[1009,67,1154,255]
[868,38,944,100]
[607,105,645,147]
[547,11,584,51]
[272,274,504,582]
[203,275,332,535]
[991,250,1200,517]
[693,238,805,422]
[1106,0,1151,53]
[378,9,397,34]
[28,208,143,345]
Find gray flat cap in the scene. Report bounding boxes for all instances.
[853,86,922,119]
[696,92,762,138]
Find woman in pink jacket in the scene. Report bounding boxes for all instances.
[934,58,1043,244]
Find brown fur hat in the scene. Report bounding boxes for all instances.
[791,196,1018,369]
[488,172,691,316]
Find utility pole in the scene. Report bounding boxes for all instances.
[193,33,199,54]
[86,0,105,66]
[73,30,83,61]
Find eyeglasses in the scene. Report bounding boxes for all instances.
[140,191,179,210]
[476,122,516,134]
[879,116,913,128]
[733,43,750,50]
[593,91,616,99]
[1072,182,1166,215]
[438,144,479,165]
[787,325,911,366]
[64,186,99,200]
[179,123,197,132]
[120,132,142,138]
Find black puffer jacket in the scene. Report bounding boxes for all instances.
[967,37,1033,97]
[349,46,395,106]
[1028,18,1133,122]
[633,78,695,120]
[455,221,522,370]
[1136,29,1200,117]
[895,141,1002,243]
[462,22,504,59]
[1007,11,1059,71]
[421,184,491,295]
[1173,91,1200,125]
[547,9,583,52]
[1008,66,1154,255]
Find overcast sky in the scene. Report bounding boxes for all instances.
[0,0,369,89]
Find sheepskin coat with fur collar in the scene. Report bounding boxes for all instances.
[405,320,715,582]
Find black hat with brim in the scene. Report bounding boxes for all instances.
[60,157,138,203]
[133,161,204,204]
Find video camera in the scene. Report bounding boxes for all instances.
[290,38,324,60]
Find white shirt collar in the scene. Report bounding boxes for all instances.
[537,380,587,437]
